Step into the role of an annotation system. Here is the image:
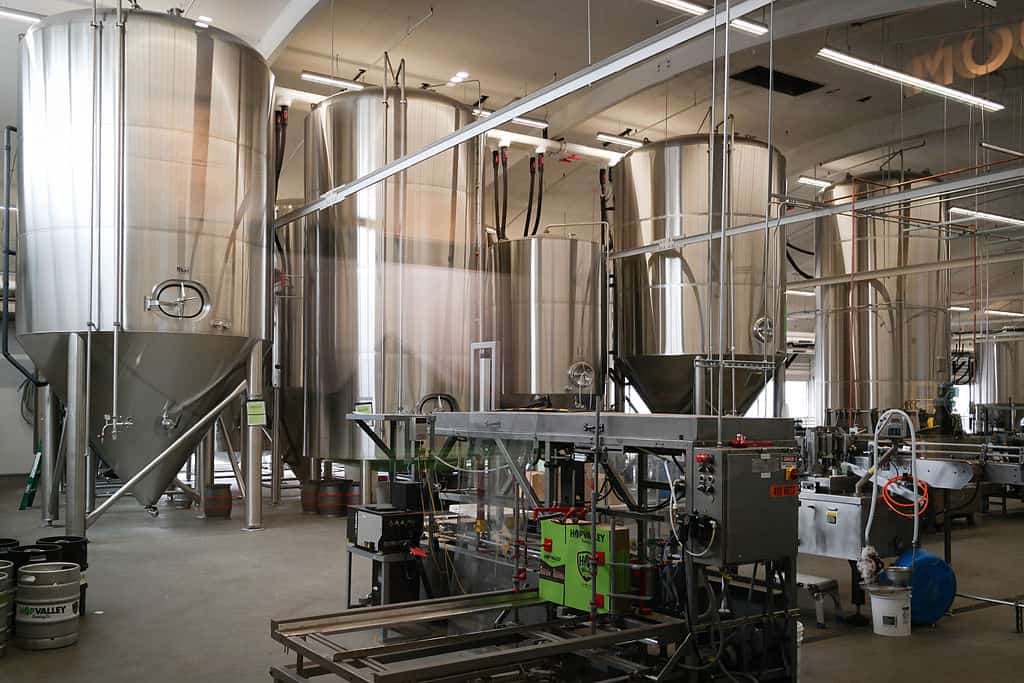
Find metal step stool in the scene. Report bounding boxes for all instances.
[797,573,842,628]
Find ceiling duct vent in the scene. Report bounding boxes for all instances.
[731,66,823,96]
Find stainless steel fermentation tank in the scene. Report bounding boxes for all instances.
[972,333,1024,431]
[17,9,271,505]
[976,335,1024,405]
[488,236,602,409]
[302,88,479,461]
[614,135,786,414]
[814,174,950,428]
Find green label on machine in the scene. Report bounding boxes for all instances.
[246,400,267,426]
[539,520,629,615]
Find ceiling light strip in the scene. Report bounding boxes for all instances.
[649,0,767,36]
[817,48,1004,112]
[275,0,771,230]
[0,7,44,23]
[797,175,832,189]
[595,132,645,149]
[300,70,366,91]
[948,206,1024,227]
[473,108,548,130]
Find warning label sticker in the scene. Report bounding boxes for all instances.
[769,484,800,498]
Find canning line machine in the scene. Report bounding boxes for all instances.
[271,411,802,683]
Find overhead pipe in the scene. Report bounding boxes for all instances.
[86,380,248,527]
[1,126,42,386]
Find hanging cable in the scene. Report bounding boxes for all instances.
[786,248,814,280]
[500,146,509,238]
[492,149,501,240]
[531,153,545,235]
[523,155,537,238]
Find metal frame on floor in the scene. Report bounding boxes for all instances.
[269,589,799,682]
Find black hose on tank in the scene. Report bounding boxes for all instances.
[523,156,537,238]
[492,149,502,240]
[500,146,509,237]
[531,152,545,235]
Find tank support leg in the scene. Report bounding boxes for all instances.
[65,333,88,538]
[37,381,56,526]
[244,340,264,530]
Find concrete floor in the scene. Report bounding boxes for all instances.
[0,475,1022,682]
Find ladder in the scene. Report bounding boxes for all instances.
[18,452,41,510]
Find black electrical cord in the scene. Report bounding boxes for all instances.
[785,241,813,256]
[492,150,502,240]
[523,156,537,238]
[500,146,509,237]
[786,249,814,280]
[531,153,545,235]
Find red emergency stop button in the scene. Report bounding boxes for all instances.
[543,538,553,552]
[696,452,713,465]
[785,466,799,481]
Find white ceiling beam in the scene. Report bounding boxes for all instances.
[544,0,956,138]
[256,0,321,63]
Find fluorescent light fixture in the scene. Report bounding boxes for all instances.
[596,132,645,149]
[455,71,469,79]
[449,76,464,83]
[648,0,768,36]
[275,86,326,107]
[473,108,548,129]
[817,48,1004,112]
[980,141,1024,158]
[195,22,209,28]
[949,305,970,312]
[197,15,213,23]
[985,309,1024,318]
[797,175,832,190]
[785,289,816,298]
[948,206,1024,228]
[300,70,366,91]
[0,7,43,23]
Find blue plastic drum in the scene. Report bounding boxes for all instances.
[893,549,957,625]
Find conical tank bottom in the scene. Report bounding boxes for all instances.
[621,354,777,415]
[20,331,251,506]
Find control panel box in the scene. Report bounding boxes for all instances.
[346,505,424,553]
[686,447,799,565]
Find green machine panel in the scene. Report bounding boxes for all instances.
[540,520,629,614]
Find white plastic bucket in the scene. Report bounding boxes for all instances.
[869,587,911,637]
[796,620,804,681]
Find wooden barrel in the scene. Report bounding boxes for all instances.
[15,562,81,650]
[301,480,320,514]
[318,479,358,517]
[203,484,233,519]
